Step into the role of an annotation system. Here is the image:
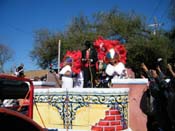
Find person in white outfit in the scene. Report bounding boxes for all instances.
[105,48,127,79]
[73,71,84,88]
[59,57,73,88]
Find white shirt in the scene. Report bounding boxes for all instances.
[59,65,72,75]
[59,65,73,88]
[105,62,127,79]
[73,71,84,88]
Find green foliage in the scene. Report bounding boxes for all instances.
[126,35,173,77]
[30,29,63,69]
[93,8,144,39]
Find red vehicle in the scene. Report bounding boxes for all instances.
[0,74,46,131]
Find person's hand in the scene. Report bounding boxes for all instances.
[156,65,161,72]
[141,63,148,72]
[167,63,173,71]
[140,74,146,78]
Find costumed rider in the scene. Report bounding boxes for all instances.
[59,57,73,88]
[81,40,98,88]
[105,48,127,83]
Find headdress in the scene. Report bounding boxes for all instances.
[94,36,127,64]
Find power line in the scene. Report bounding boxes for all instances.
[148,0,162,23]
[160,0,171,22]
[1,22,33,36]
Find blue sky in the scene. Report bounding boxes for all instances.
[0,0,172,71]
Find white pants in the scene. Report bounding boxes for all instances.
[61,76,73,88]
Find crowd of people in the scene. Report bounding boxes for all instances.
[140,59,175,131]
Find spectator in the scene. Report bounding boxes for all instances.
[15,63,25,78]
[167,63,175,130]
[141,63,172,131]
[167,63,175,78]
[49,63,54,73]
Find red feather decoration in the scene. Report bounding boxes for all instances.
[94,36,127,64]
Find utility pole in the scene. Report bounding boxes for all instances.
[58,40,61,72]
[148,17,164,35]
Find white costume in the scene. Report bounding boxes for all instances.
[59,65,73,88]
[73,71,84,88]
[105,62,127,79]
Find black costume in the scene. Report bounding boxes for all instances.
[81,41,98,88]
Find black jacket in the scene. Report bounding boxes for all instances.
[81,48,98,66]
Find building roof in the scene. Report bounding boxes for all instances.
[24,70,48,79]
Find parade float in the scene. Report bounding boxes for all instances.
[0,36,149,131]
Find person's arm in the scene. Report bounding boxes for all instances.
[93,49,98,63]
[81,50,87,63]
[89,48,98,64]
[156,65,166,80]
[64,71,72,76]
[141,63,148,72]
[167,64,175,78]
[141,63,154,81]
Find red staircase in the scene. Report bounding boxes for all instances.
[91,108,127,131]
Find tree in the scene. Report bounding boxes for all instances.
[30,29,63,69]
[0,44,13,72]
[64,14,99,50]
[93,8,144,40]
[126,34,172,77]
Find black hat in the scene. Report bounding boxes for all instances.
[84,40,92,48]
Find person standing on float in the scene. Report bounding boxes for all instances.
[81,41,98,88]
[59,57,73,88]
[105,48,127,80]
